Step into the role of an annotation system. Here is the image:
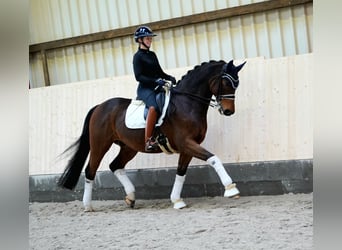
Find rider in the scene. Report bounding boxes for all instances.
[133,26,176,151]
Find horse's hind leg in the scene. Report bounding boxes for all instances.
[109,144,138,208]
[82,140,112,212]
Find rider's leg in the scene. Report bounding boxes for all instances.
[145,106,158,151]
[137,87,160,151]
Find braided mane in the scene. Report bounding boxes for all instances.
[178,60,226,84]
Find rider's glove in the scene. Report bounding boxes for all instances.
[164,81,172,88]
[155,78,166,86]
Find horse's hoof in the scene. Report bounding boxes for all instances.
[172,199,187,209]
[125,197,135,208]
[224,183,240,198]
[84,206,94,212]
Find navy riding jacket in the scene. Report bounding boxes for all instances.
[133,48,173,113]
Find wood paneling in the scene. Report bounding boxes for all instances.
[29,54,313,175]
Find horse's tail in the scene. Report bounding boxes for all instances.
[57,105,98,190]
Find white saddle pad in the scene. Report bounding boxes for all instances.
[125,89,171,129]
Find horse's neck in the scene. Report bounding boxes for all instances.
[177,74,213,97]
[178,63,222,97]
[172,83,211,118]
[172,61,223,116]
[170,96,210,122]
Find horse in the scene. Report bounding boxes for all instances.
[58,59,246,211]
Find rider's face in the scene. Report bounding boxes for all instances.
[141,36,153,48]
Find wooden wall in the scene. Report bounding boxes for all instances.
[29,54,313,175]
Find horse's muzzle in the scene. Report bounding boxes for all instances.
[219,99,235,116]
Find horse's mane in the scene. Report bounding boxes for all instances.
[178,60,226,84]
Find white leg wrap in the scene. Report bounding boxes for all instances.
[114,169,135,197]
[207,155,240,198]
[207,155,232,186]
[170,174,187,209]
[83,178,94,212]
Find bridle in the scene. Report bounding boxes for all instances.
[170,71,239,113]
[210,72,239,114]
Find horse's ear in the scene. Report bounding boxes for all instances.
[236,61,246,72]
[222,63,228,72]
[222,60,234,73]
[227,60,234,69]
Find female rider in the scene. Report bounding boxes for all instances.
[133,26,176,151]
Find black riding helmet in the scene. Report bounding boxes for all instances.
[134,26,157,43]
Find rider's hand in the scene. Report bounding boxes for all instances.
[164,81,172,88]
[155,78,166,86]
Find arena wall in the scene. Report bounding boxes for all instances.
[29,54,313,176]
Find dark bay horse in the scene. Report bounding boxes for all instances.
[58,59,246,211]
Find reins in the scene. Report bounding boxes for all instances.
[170,87,213,106]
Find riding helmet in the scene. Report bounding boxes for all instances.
[134,26,157,42]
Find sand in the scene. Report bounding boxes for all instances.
[29,193,312,250]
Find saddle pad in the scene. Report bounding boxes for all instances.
[125,89,171,129]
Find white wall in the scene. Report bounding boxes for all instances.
[29,54,313,175]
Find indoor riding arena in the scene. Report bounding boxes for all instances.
[29,0,313,249]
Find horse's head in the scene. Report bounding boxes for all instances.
[211,60,246,116]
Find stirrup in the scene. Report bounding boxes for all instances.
[145,138,159,151]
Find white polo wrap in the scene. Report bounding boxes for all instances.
[207,155,232,187]
[114,169,135,195]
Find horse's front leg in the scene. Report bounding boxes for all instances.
[170,153,192,209]
[206,155,240,198]
[184,140,240,198]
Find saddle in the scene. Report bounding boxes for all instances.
[143,91,165,120]
[125,90,169,129]
[125,88,177,154]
